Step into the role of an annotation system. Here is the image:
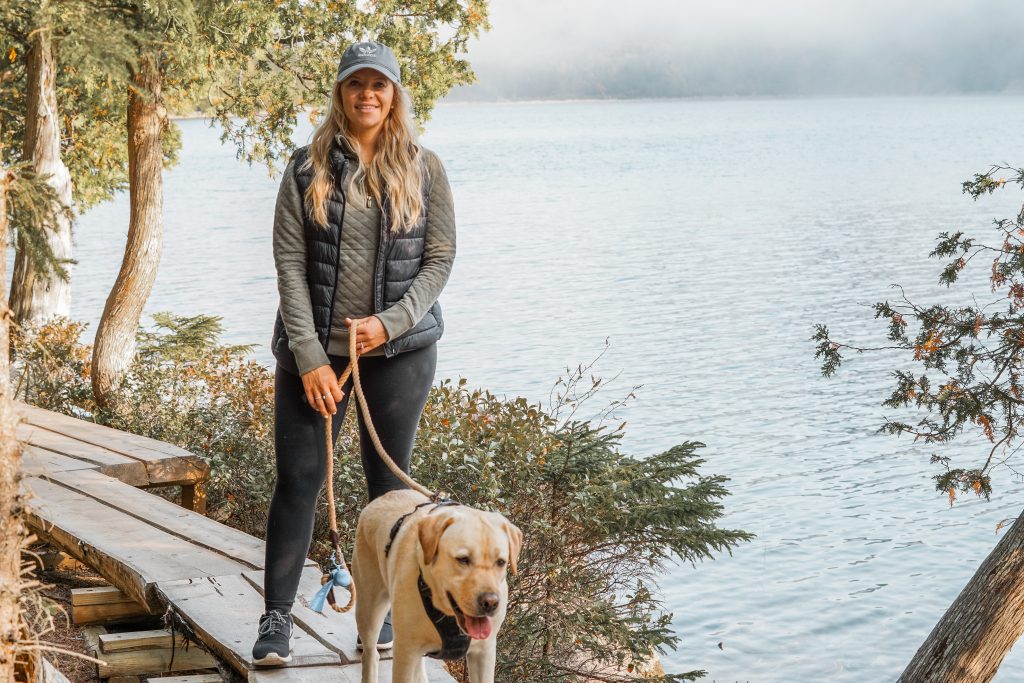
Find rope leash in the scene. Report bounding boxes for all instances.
[313,321,445,614]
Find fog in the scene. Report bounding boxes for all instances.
[447,0,1024,100]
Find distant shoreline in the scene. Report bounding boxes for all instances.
[169,90,1024,120]
[440,90,1024,105]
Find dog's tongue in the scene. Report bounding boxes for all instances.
[464,615,492,640]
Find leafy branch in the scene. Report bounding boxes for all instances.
[814,165,1024,503]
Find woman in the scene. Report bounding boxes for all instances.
[252,40,456,666]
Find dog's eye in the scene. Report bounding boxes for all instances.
[456,556,471,566]
[496,558,507,568]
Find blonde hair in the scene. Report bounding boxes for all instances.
[303,78,425,234]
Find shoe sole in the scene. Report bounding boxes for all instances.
[252,651,293,666]
[356,640,394,651]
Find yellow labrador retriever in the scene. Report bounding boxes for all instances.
[353,488,522,683]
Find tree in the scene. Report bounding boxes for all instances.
[0,62,77,683]
[1,0,136,326]
[8,0,74,326]
[813,165,1024,682]
[90,48,170,407]
[90,0,490,406]
[207,0,489,168]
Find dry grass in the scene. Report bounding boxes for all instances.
[20,549,110,683]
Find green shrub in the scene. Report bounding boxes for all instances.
[11,317,93,416]
[13,316,753,681]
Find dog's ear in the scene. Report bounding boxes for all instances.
[503,520,523,575]
[419,510,457,565]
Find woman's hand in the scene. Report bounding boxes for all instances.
[301,365,344,417]
[345,316,388,355]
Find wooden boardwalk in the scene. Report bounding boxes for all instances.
[16,401,454,682]
[18,402,209,512]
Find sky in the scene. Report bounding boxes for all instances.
[446,0,1024,100]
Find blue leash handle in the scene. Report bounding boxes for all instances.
[310,551,353,613]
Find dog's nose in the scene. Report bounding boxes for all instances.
[477,592,500,615]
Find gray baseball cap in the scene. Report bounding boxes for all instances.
[336,41,402,86]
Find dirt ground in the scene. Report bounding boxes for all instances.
[23,558,110,682]
[21,544,220,683]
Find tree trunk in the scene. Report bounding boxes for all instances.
[91,54,165,407]
[0,139,29,682]
[9,20,74,325]
[898,508,1024,682]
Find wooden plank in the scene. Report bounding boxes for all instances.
[19,420,207,488]
[144,675,223,683]
[74,606,153,626]
[21,444,102,476]
[17,403,209,489]
[247,658,454,683]
[72,585,150,625]
[73,586,136,608]
[96,644,218,679]
[241,567,363,665]
[74,601,153,626]
[19,427,149,485]
[137,455,209,489]
[100,630,189,653]
[18,423,139,466]
[156,574,341,673]
[22,476,249,609]
[17,402,198,462]
[43,469,268,570]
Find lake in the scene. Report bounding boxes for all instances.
[66,95,1024,681]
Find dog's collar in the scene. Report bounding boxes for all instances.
[384,498,461,558]
[418,571,471,660]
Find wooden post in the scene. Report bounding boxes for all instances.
[180,482,206,515]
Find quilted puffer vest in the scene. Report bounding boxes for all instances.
[271,144,443,374]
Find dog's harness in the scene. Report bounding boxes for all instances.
[385,499,470,660]
[417,573,471,660]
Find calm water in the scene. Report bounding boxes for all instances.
[66,96,1024,681]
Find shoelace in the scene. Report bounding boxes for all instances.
[258,610,290,637]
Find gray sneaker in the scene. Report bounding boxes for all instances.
[356,611,394,651]
[252,609,293,666]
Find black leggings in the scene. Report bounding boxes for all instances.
[262,343,437,614]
